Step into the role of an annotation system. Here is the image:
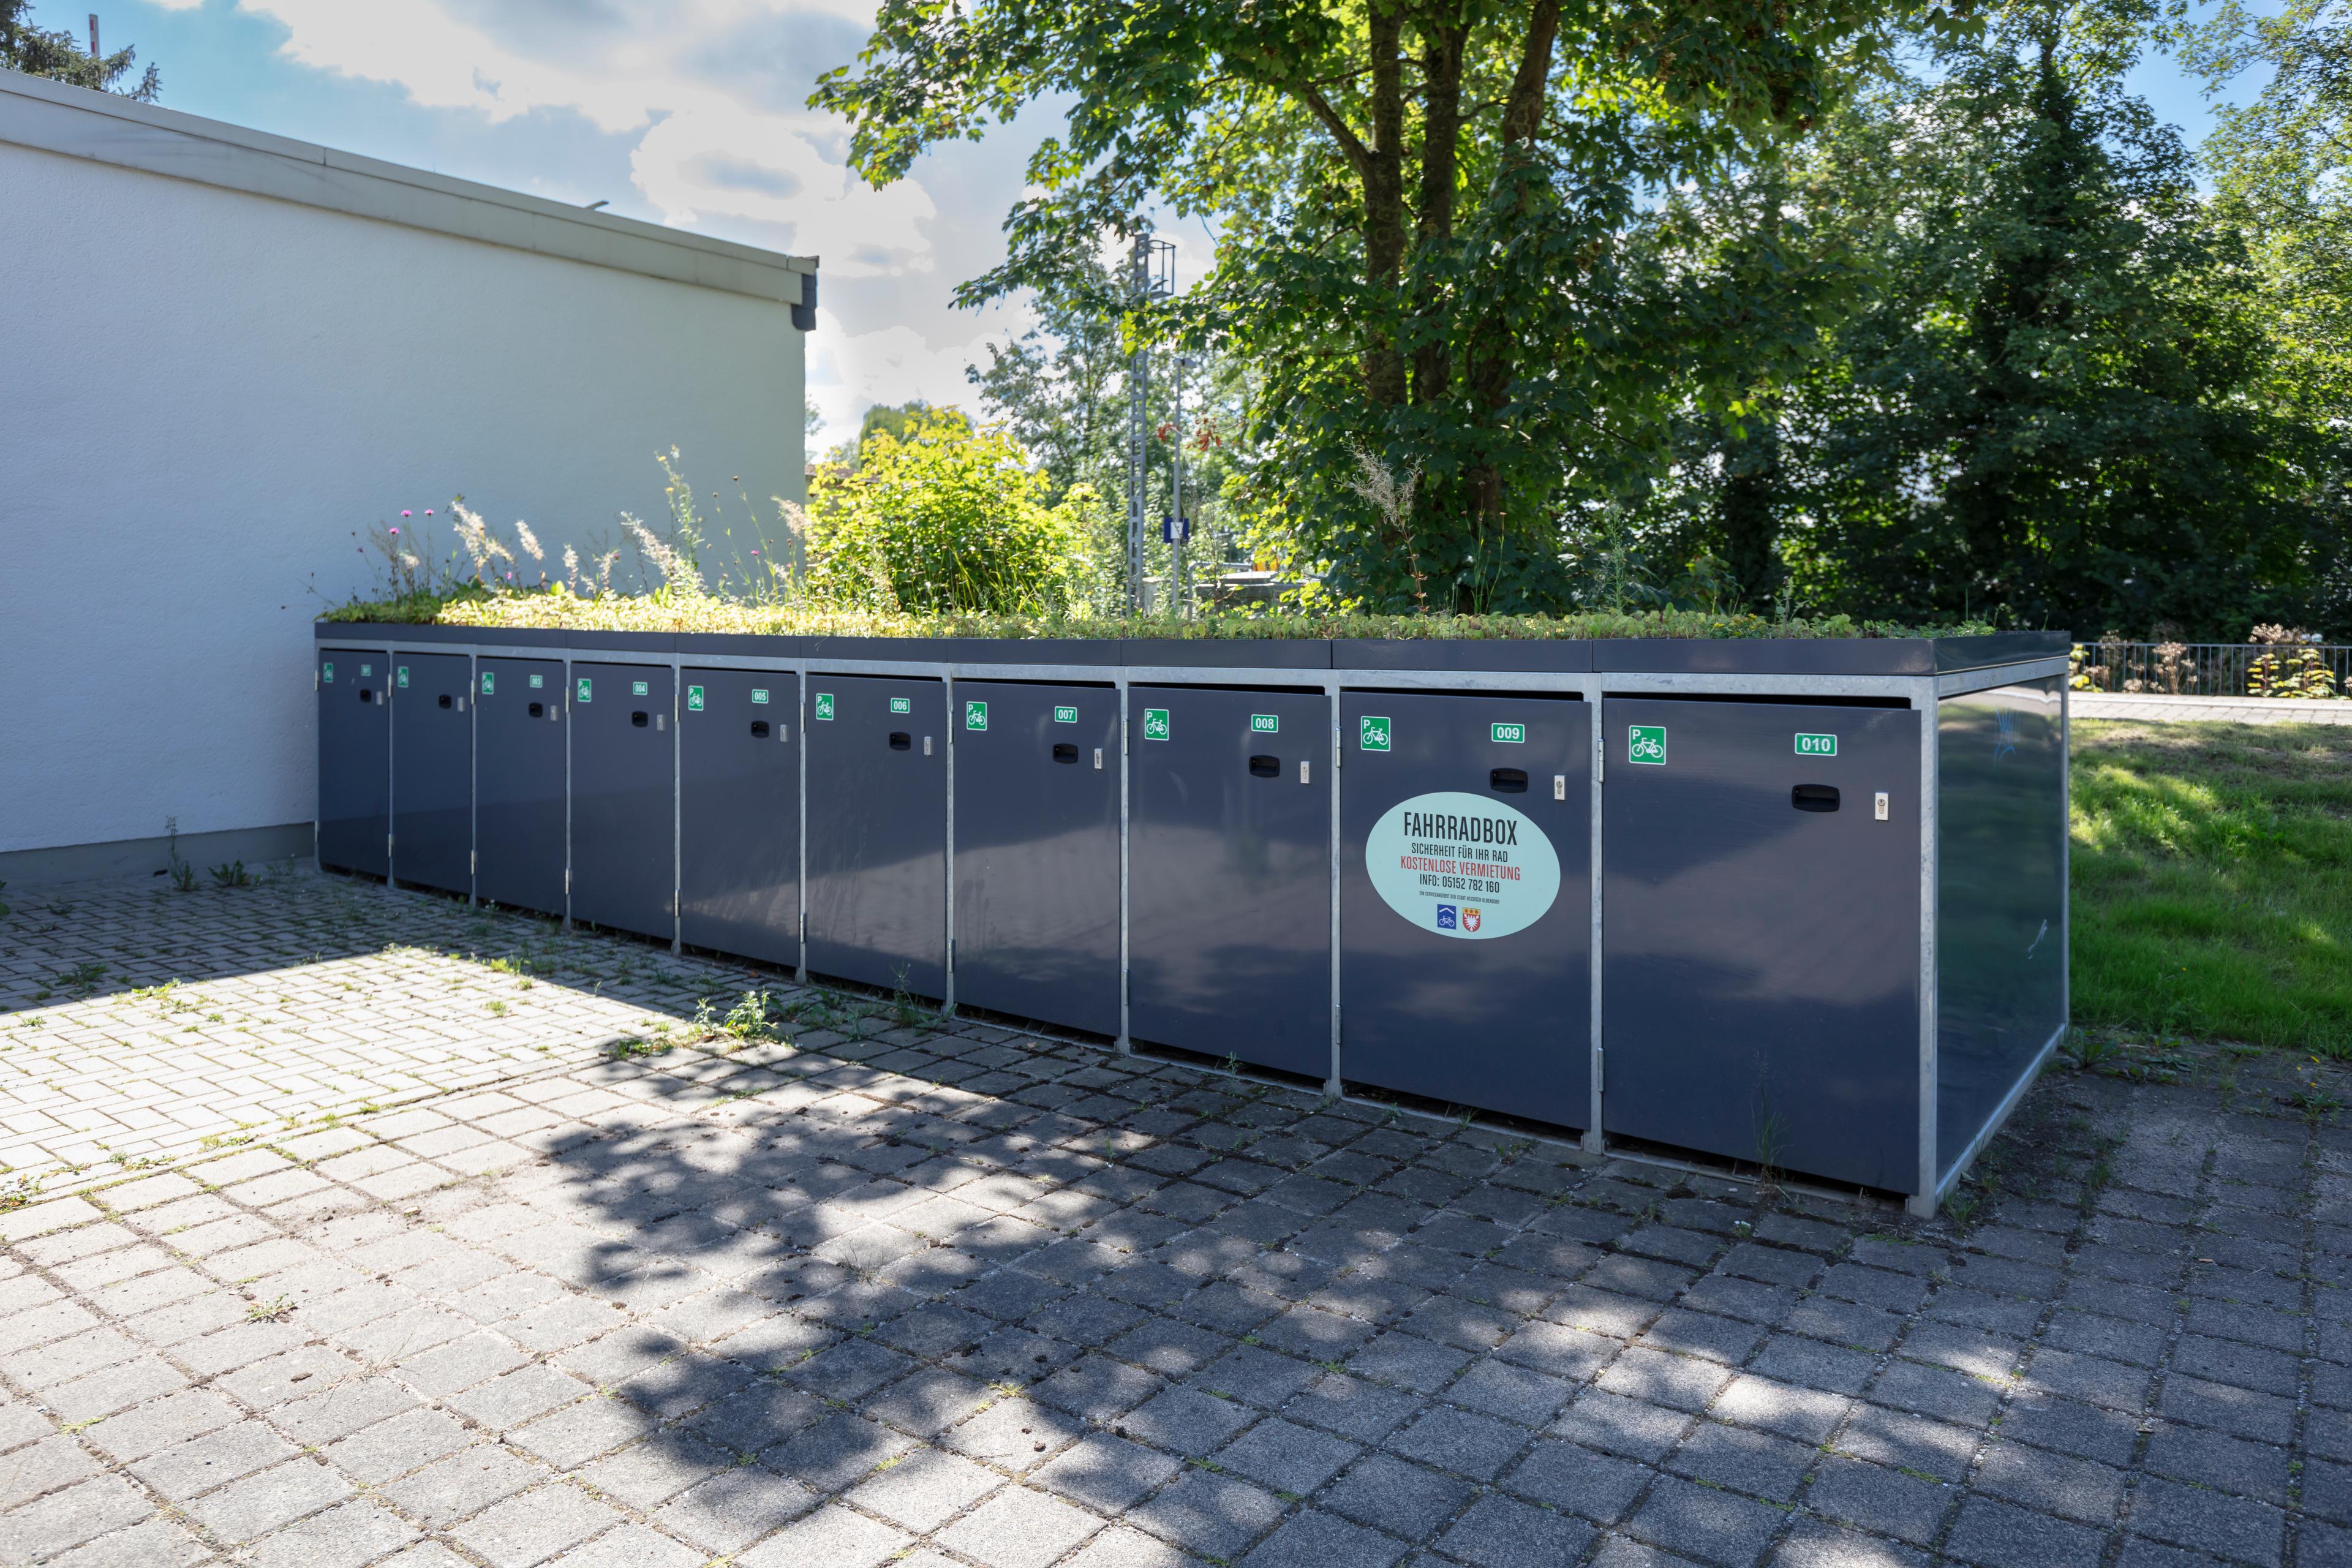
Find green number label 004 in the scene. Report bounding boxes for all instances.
[1795,732,1838,757]
[890,696,912,715]
[1053,705,1079,724]
[1360,715,1392,751]
[529,673,544,689]
[1627,724,1667,765]
[576,678,592,703]
[632,680,649,698]
[687,685,705,712]
[1142,707,1170,741]
[965,700,988,731]
[1250,713,1279,734]
[815,693,835,721]
[1491,722,1525,744]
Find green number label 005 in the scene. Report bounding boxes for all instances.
[1795,732,1839,757]
[814,693,835,721]
[1628,724,1667,765]
[890,696,912,714]
[1053,705,1079,724]
[751,688,770,706]
[1491,722,1525,744]
[965,700,988,731]
[1250,713,1279,734]
[1142,708,1170,741]
[1360,715,1392,751]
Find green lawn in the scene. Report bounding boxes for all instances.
[2071,718,2352,1056]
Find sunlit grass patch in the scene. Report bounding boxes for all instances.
[2071,718,2352,1056]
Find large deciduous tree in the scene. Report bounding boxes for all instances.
[815,0,1950,611]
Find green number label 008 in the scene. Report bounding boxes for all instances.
[1250,714,1279,734]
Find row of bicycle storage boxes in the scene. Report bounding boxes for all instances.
[318,649,1931,1193]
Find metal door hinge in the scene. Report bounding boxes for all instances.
[470,850,477,873]
[565,869,571,895]
[1333,726,1341,767]
[386,833,394,857]
[1596,1047,1604,1095]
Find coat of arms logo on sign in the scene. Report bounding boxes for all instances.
[1363,791,1560,940]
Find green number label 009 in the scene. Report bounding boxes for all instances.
[1491,722,1525,744]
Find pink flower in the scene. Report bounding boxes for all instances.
[425,508,435,517]
[389,527,399,536]
[401,510,412,518]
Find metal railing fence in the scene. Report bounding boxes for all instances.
[2068,641,2350,698]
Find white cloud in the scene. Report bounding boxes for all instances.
[804,304,1025,445]
[231,0,930,270]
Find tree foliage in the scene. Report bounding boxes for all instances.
[1,1,159,99]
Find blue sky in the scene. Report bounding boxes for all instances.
[32,1,2265,450]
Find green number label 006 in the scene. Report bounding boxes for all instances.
[890,696,911,714]
[1795,732,1838,757]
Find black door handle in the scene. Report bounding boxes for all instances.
[359,688,374,704]
[889,731,911,751]
[1489,767,1528,794]
[1052,743,1079,764]
[437,694,453,709]
[631,711,650,728]
[529,701,545,718]
[750,720,772,739]
[1248,755,1280,777]
[1792,784,1840,812]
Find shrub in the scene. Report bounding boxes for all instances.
[803,412,1094,614]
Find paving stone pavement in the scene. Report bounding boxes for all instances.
[1,878,2348,1567]
[0,870,780,1188]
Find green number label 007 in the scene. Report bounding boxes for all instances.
[1360,715,1392,751]
[1491,722,1525,744]
[1628,724,1667,765]
[1795,732,1838,757]
[1053,705,1079,724]
[1250,714,1279,734]
[1142,708,1170,741]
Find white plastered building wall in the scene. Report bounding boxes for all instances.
[0,73,816,880]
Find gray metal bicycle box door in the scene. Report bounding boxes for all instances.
[1128,685,1331,1077]
[1602,697,1921,1193]
[952,681,1120,1036]
[317,649,389,876]
[570,662,676,941]
[475,657,566,919]
[1340,692,1590,1128]
[391,653,472,897]
[680,669,800,968]
[805,674,947,998]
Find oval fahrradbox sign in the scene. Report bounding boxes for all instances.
[1364,790,1561,940]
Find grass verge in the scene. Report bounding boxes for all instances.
[2072,718,2352,1057]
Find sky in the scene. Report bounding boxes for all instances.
[29,1,2270,453]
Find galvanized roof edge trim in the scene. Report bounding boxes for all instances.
[0,72,816,304]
